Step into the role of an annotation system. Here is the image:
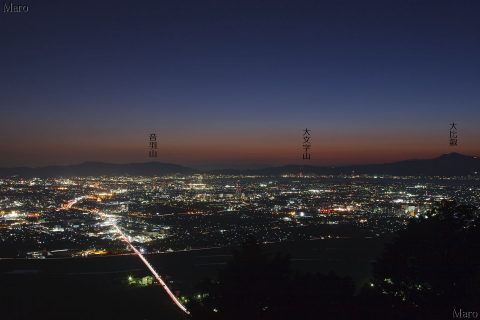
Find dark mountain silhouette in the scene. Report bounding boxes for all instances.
[244,152,480,176]
[345,152,480,176]
[0,162,198,178]
[1,153,479,177]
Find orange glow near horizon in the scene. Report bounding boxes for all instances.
[1,131,479,168]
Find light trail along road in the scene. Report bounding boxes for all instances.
[62,195,190,315]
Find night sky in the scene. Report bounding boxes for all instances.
[1,0,479,168]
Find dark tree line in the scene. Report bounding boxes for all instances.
[361,201,480,319]
[187,201,480,320]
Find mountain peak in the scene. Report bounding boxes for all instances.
[1,153,480,177]
[437,152,470,159]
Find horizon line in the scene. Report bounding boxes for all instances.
[0,152,475,171]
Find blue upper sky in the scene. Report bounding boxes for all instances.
[1,0,479,168]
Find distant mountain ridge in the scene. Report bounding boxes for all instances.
[0,153,479,177]
[0,161,198,178]
[240,153,480,177]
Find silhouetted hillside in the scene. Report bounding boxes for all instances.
[1,153,478,177]
[0,162,198,178]
[231,153,480,176]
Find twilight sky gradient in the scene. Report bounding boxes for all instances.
[1,0,479,168]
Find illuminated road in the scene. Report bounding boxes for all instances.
[63,196,85,209]
[62,196,190,315]
[113,224,190,314]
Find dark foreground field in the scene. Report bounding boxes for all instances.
[0,236,387,320]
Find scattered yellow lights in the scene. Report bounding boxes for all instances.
[98,192,113,197]
[78,249,108,257]
[186,183,206,190]
[27,212,41,218]
[84,193,113,203]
